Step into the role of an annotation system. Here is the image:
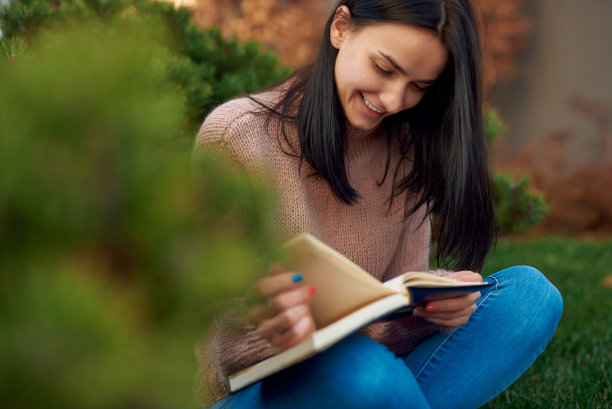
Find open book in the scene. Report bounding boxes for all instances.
[228,234,493,392]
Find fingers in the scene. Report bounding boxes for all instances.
[445,270,483,283]
[250,286,317,350]
[248,284,316,325]
[247,265,310,324]
[414,303,477,327]
[413,270,483,328]
[257,304,316,349]
[425,291,481,313]
[268,314,317,350]
[253,271,304,299]
[245,268,303,310]
[267,262,288,276]
[414,291,481,327]
[246,264,317,349]
[257,304,311,337]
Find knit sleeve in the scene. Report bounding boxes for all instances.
[194,99,265,179]
[195,299,281,404]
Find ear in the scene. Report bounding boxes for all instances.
[330,5,352,49]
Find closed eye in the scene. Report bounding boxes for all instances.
[373,62,392,77]
[410,82,428,92]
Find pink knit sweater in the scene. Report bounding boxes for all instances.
[194,91,448,401]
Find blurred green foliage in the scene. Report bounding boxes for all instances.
[0,14,280,409]
[0,0,291,132]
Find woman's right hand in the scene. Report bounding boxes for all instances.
[247,263,317,350]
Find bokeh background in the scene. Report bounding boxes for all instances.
[1,1,610,408]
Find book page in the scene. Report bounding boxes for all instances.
[285,234,397,327]
[401,272,491,287]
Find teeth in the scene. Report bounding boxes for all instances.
[362,93,384,113]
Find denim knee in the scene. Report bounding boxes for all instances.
[262,334,428,409]
[316,335,428,409]
[491,265,563,342]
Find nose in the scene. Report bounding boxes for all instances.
[380,84,407,114]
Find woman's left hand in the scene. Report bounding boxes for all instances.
[413,270,483,328]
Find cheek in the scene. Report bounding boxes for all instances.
[334,59,355,98]
[339,68,371,92]
[335,55,377,94]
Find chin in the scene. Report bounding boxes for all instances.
[348,118,381,132]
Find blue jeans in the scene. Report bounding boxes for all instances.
[211,266,563,409]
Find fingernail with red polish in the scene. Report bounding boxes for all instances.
[425,305,436,313]
[308,286,316,296]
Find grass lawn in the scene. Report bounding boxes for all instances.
[481,237,612,409]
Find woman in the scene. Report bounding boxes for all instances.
[195,1,563,408]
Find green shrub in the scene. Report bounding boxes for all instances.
[0,19,279,408]
[492,172,549,234]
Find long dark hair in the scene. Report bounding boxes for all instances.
[252,0,495,272]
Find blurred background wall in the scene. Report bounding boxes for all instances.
[491,0,612,175]
[489,0,612,237]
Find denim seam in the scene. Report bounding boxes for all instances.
[413,276,500,380]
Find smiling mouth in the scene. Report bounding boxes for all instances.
[361,93,385,114]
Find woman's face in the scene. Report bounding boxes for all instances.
[331,19,449,132]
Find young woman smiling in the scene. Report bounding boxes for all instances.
[195,1,563,408]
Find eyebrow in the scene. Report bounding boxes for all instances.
[378,51,437,85]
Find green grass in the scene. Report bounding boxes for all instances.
[481,237,612,409]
